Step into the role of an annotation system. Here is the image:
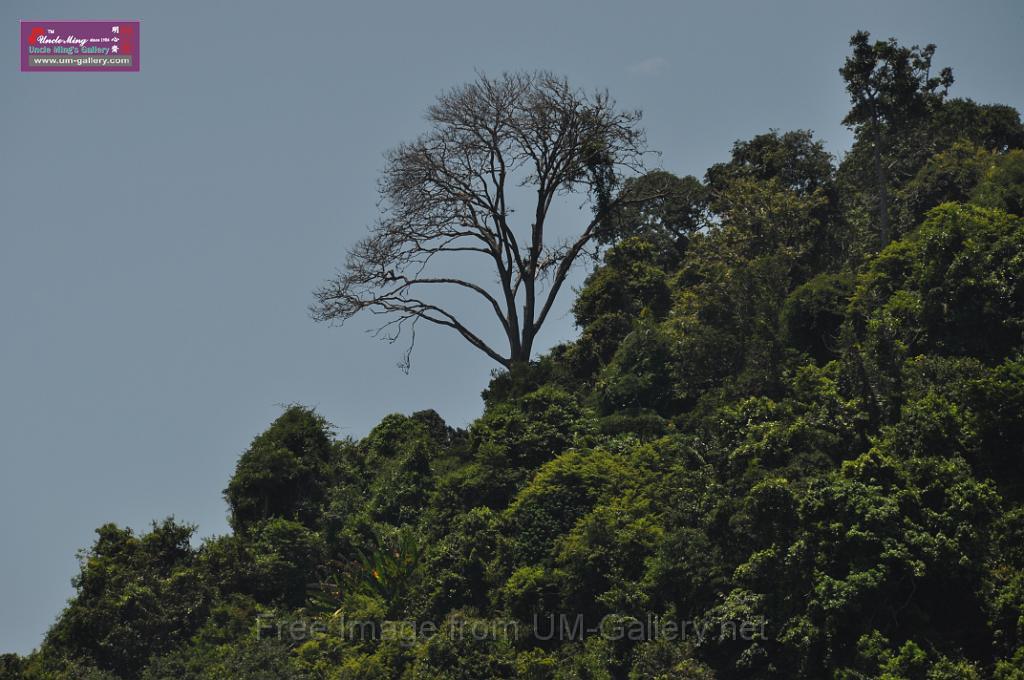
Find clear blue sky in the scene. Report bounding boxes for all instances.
[2,0,1022,656]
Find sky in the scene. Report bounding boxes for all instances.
[2,0,1022,656]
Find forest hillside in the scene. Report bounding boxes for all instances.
[4,33,1024,679]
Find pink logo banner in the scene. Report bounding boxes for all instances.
[21,20,139,72]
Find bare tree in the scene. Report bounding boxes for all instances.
[312,71,651,369]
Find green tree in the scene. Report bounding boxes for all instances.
[40,520,212,678]
[840,31,953,247]
[595,170,710,254]
[224,406,336,532]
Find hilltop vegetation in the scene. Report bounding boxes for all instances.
[4,34,1024,679]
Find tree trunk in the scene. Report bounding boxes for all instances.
[872,126,890,248]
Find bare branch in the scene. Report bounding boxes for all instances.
[313,70,649,367]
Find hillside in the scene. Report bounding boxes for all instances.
[4,34,1024,680]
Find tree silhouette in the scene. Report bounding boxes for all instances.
[313,71,651,369]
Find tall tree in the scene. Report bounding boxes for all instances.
[840,31,953,247]
[312,71,649,369]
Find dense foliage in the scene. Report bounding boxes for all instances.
[5,33,1024,679]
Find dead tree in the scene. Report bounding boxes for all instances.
[313,71,651,369]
